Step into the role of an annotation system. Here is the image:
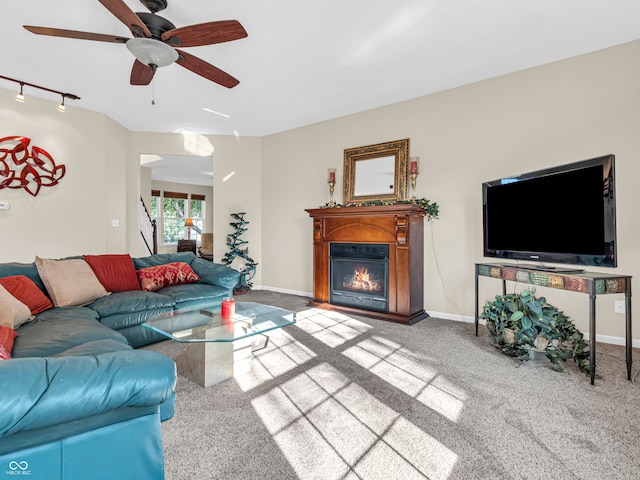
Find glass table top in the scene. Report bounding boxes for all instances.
[142,301,296,343]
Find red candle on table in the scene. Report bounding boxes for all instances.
[221,297,235,319]
[328,170,336,183]
[410,161,418,173]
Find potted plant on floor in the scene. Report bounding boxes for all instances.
[481,290,590,375]
[221,212,258,294]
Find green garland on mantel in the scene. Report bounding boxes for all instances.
[321,198,439,219]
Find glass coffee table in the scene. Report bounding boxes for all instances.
[142,302,296,387]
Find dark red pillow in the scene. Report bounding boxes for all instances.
[83,254,141,293]
[136,262,200,292]
[0,325,18,360]
[0,275,53,315]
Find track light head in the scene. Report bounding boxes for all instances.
[15,83,24,102]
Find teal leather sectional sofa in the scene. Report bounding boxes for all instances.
[0,252,240,480]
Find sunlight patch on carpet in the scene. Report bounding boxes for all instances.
[234,329,317,391]
[343,336,468,422]
[294,308,372,347]
[251,362,458,479]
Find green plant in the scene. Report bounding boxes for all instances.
[322,198,440,220]
[221,212,258,293]
[481,290,590,375]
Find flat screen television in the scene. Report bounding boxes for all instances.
[482,154,616,270]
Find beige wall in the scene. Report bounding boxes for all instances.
[2,39,639,344]
[0,89,129,261]
[261,40,640,343]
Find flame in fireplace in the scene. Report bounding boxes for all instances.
[343,266,382,292]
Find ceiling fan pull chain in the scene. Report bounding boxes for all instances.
[151,76,156,105]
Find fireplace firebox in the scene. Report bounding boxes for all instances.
[330,243,389,313]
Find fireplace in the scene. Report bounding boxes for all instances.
[306,204,428,325]
[330,243,389,313]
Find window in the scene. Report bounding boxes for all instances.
[151,190,205,244]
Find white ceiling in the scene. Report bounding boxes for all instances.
[4,0,640,138]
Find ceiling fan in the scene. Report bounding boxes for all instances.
[23,0,247,88]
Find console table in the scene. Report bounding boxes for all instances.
[177,239,197,254]
[474,263,632,385]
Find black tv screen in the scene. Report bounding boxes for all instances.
[482,155,616,269]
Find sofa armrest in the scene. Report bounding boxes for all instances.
[190,258,240,290]
[0,349,176,438]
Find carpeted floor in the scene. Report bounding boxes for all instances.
[144,290,640,480]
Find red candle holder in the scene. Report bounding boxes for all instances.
[221,297,235,319]
[409,157,420,202]
[327,168,337,207]
[410,157,419,174]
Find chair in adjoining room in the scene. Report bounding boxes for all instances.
[198,233,214,261]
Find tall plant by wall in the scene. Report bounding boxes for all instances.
[221,212,257,294]
[481,290,590,375]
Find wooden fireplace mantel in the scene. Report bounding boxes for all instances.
[306,204,428,324]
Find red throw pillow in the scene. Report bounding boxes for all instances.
[136,262,200,292]
[0,325,18,360]
[0,275,53,315]
[83,254,141,293]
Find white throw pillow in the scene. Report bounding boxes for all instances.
[35,257,109,307]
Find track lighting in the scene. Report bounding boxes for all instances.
[15,83,25,102]
[1,74,79,111]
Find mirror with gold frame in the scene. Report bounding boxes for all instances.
[343,138,409,204]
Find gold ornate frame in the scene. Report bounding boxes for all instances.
[343,138,409,204]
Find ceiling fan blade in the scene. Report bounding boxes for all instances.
[130,60,155,85]
[24,25,129,43]
[161,20,247,47]
[98,0,151,37]
[175,49,239,88]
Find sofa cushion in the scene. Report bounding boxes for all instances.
[13,310,128,358]
[36,305,100,322]
[0,275,53,315]
[87,290,175,318]
[159,283,230,311]
[136,262,200,292]
[0,349,176,435]
[36,257,109,307]
[55,339,133,357]
[0,284,33,329]
[83,254,141,293]
[0,326,18,360]
[190,258,240,289]
[98,307,176,332]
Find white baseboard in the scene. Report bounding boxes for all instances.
[247,291,640,348]
[427,311,476,324]
[427,310,640,348]
[253,284,313,298]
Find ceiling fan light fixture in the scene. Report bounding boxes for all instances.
[126,38,178,68]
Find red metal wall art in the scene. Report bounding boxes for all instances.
[0,136,66,197]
